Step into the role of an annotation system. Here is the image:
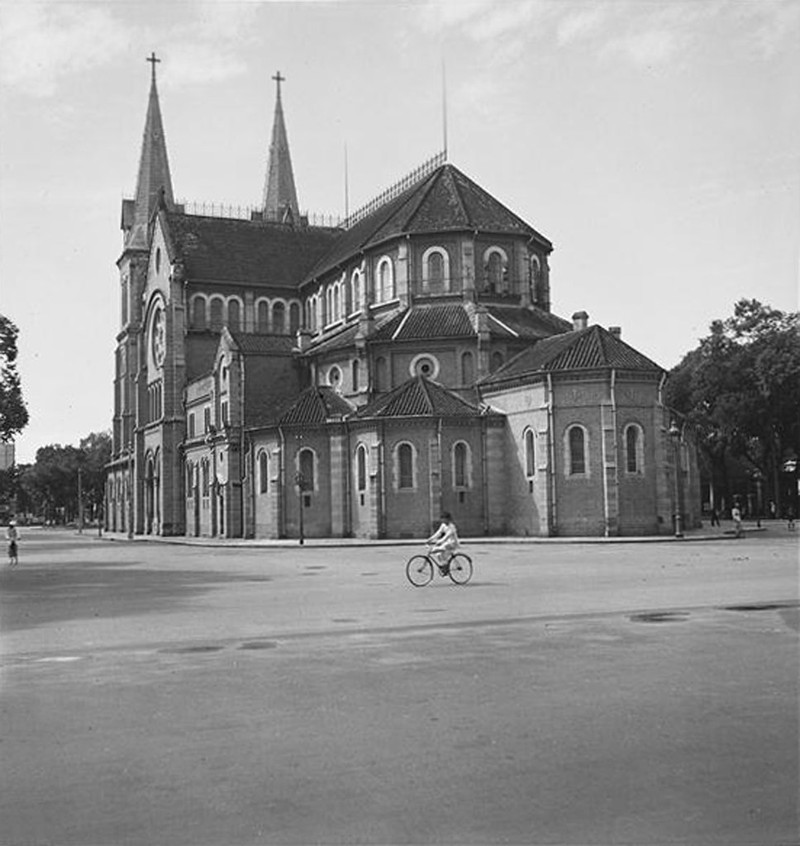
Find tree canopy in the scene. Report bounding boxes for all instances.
[0,314,29,442]
[665,299,800,511]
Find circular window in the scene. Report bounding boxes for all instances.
[150,306,166,367]
[409,353,440,379]
[328,366,342,387]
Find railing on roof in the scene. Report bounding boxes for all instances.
[176,200,342,229]
[341,150,446,231]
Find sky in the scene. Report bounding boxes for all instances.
[1,0,798,464]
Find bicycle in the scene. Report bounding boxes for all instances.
[406,547,473,587]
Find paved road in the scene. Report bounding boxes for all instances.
[1,529,797,845]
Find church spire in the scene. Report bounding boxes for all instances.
[262,71,301,224]
[127,52,175,248]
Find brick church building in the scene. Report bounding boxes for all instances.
[105,61,700,539]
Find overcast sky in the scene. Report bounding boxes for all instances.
[1,0,798,463]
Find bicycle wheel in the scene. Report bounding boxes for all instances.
[406,554,434,587]
[448,553,473,585]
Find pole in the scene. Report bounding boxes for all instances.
[128,443,134,539]
[670,422,684,538]
[77,466,83,533]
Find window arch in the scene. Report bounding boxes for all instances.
[258,450,269,494]
[461,351,474,385]
[375,356,388,392]
[395,442,416,490]
[209,297,224,331]
[272,301,286,335]
[298,448,315,492]
[624,423,645,475]
[529,254,542,301]
[421,246,450,294]
[484,247,508,293]
[355,444,368,492]
[227,298,241,332]
[524,428,536,478]
[351,270,363,314]
[566,425,588,476]
[191,296,207,330]
[452,441,471,489]
[376,256,394,302]
[257,300,269,333]
[289,302,301,335]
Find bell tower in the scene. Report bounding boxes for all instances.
[262,71,301,224]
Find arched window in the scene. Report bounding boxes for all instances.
[320,290,328,327]
[351,270,362,313]
[356,444,367,492]
[491,351,504,372]
[257,301,269,333]
[202,459,210,497]
[567,426,587,476]
[333,285,341,321]
[529,254,541,302]
[377,257,394,302]
[227,299,241,332]
[375,356,388,392]
[352,359,360,392]
[272,302,286,335]
[422,246,450,294]
[453,441,471,488]
[625,424,644,474]
[396,443,415,490]
[192,297,207,330]
[461,351,474,385]
[258,451,268,494]
[289,302,301,335]
[298,448,315,491]
[209,297,224,331]
[525,428,536,477]
[427,252,444,292]
[186,461,194,496]
[486,251,504,292]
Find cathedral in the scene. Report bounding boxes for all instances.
[105,61,700,540]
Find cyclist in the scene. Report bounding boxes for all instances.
[427,512,459,574]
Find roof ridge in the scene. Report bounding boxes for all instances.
[398,166,446,231]
[445,165,471,225]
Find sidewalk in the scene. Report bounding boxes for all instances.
[93,521,777,549]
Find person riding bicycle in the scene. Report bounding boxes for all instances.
[427,512,459,573]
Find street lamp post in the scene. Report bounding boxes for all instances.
[127,441,134,540]
[669,421,684,538]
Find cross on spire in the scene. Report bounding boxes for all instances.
[147,52,161,83]
[272,70,285,98]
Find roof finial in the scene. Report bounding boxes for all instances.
[147,51,161,84]
[272,70,285,99]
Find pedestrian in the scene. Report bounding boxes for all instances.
[709,505,720,527]
[769,500,777,520]
[731,504,743,538]
[6,520,19,567]
[787,506,796,532]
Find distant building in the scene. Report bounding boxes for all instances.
[105,62,700,539]
[0,441,14,472]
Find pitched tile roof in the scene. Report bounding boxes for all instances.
[480,325,663,387]
[371,304,476,341]
[278,386,355,425]
[484,304,572,340]
[229,333,296,355]
[305,163,551,282]
[356,376,485,420]
[164,212,339,287]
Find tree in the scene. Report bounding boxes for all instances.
[665,299,800,514]
[0,315,29,442]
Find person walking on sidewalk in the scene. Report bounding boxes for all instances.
[731,504,743,538]
[6,520,19,567]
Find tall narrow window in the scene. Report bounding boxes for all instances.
[486,251,503,292]
[453,442,469,488]
[625,424,644,474]
[397,443,414,490]
[192,297,207,330]
[121,279,129,326]
[227,299,241,332]
[352,359,360,392]
[273,302,286,335]
[356,444,367,492]
[377,258,393,302]
[209,297,224,331]
[375,356,388,392]
[568,426,586,475]
[351,271,362,313]
[289,302,301,335]
[258,451,268,494]
[427,252,444,293]
[257,301,269,333]
[461,351,474,385]
[525,429,535,477]
[298,448,315,491]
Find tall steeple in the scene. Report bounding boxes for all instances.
[126,53,175,248]
[262,71,301,224]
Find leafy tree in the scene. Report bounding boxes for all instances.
[665,299,800,513]
[0,315,29,442]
